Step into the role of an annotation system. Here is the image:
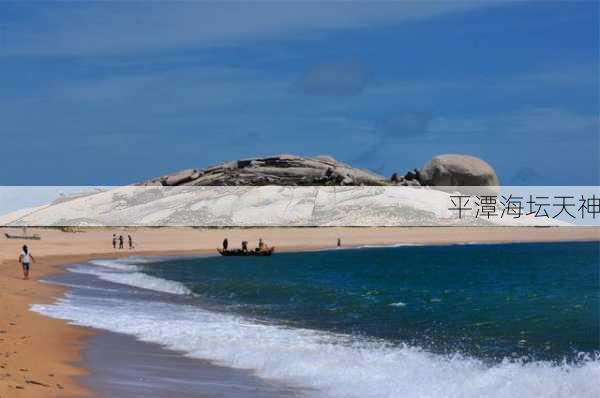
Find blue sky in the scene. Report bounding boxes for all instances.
[1,1,598,185]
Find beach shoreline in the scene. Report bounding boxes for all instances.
[1,226,598,397]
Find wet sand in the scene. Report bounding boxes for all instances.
[0,226,598,397]
[82,324,307,398]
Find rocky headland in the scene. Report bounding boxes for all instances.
[142,153,499,188]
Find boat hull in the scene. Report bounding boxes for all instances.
[217,247,275,256]
[4,233,41,240]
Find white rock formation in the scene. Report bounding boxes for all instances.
[0,186,569,227]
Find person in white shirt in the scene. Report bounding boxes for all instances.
[18,245,35,280]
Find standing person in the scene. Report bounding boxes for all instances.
[222,238,228,251]
[258,238,264,251]
[128,235,133,250]
[112,234,117,249]
[337,238,341,247]
[119,235,124,249]
[18,245,35,280]
[241,240,248,252]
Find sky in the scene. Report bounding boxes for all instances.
[1,1,598,185]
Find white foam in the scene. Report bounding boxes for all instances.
[32,292,600,398]
[389,302,407,307]
[72,259,192,296]
[302,243,422,254]
[88,259,141,271]
[357,243,423,249]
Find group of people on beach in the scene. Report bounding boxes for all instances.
[112,234,134,250]
[222,237,270,252]
[220,237,341,252]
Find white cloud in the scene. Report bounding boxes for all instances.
[505,108,600,135]
[294,60,373,96]
[2,1,493,56]
[428,108,600,138]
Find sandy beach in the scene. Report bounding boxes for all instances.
[0,254,93,398]
[0,226,598,397]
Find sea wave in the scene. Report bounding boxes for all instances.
[72,259,192,296]
[356,243,423,249]
[31,264,600,398]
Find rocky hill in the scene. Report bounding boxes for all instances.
[0,154,571,228]
[142,154,387,186]
[141,153,498,188]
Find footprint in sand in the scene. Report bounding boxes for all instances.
[26,379,49,387]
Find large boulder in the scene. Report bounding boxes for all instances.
[419,154,499,188]
[143,154,387,186]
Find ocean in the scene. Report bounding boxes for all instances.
[33,242,600,398]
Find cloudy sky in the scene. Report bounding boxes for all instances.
[1,1,598,185]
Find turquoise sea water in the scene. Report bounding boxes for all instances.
[144,242,599,363]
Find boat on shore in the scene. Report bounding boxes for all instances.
[4,232,41,240]
[217,247,275,256]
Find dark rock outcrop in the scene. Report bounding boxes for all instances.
[389,169,422,187]
[404,169,420,181]
[418,154,499,187]
[143,154,387,186]
[143,153,498,188]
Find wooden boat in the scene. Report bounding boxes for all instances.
[4,233,41,240]
[217,247,275,256]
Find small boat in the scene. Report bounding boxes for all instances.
[4,233,41,240]
[217,247,275,256]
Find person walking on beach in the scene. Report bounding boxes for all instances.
[18,245,35,280]
[112,234,117,249]
[128,235,134,250]
[119,235,124,249]
[222,238,228,251]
